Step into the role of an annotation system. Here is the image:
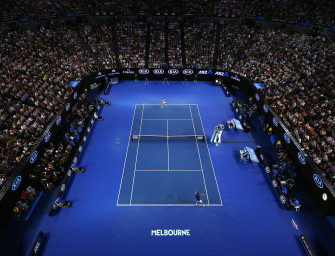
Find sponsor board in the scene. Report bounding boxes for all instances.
[153,69,164,75]
[255,93,260,101]
[313,174,323,188]
[56,116,62,126]
[138,69,150,75]
[182,69,193,75]
[263,104,268,113]
[30,151,38,163]
[12,176,21,191]
[123,69,134,74]
[272,117,278,127]
[168,69,179,75]
[44,132,51,143]
[297,152,306,165]
[284,133,290,144]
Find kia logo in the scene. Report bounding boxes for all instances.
[284,133,290,144]
[182,69,193,75]
[313,174,323,188]
[297,152,306,165]
[139,69,149,74]
[44,132,51,142]
[272,180,277,188]
[56,116,62,126]
[168,69,179,75]
[263,104,268,113]
[12,176,21,191]
[255,93,260,102]
[73,92,78,99]
[30,151,38,163]
[66,103,71,111]
[273,117,278,127]
[153,69,164,75]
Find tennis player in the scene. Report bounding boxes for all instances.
[161,98,167,108]
[195,190,205,207]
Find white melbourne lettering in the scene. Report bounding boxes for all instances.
[151,229,190,236]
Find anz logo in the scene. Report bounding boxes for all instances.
[44,132,51,143]
[284,133,290,144]
[182,69,193,75]
[313,174,323,189]
[73,92,78,100]
[30,151,38,164]
[297,152,306,165]
[263,104,268,113]
[255,93,260,102]
[272,117,278,127]
[168,69,179,75]
[66,103,71,112]
[153,69,164,75]
[12,176,21,191]
[56,116,62,126]
[139,69,150,74]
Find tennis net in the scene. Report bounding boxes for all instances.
[131,134,206,142]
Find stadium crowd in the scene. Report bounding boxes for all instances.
[1,2,335,197]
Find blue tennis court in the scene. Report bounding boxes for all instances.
[2,80,335,256]
[118,104,222,206]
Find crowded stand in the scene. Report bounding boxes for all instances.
[151,0,180,16]
[0,24,98,189]
[116,21,146,68]
[1,1,335,226]
[80,22,116,70]
[53,0,86,15]
[272,0,316,23]
[307,0,335,27]
[217,24,255,71]
[244,0,279,18]
[214,0,245,18]
[149,21,166,68]
[184,21,216,69]
[231,29,335,186]
[183,0,212,16]
[168,22,183,68]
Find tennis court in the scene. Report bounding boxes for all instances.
[117,104,222,206]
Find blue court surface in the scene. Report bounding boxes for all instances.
[118,104,222,206]
[1,80,335,256]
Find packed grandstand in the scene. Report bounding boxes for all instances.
[0,0,335,218]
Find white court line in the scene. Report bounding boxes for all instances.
[189,105,209,204]
[142,119,192,120]
[130,105,145,204]
[118,204,223,207]
[167,119,169,171]
[196,105,223,205]
[117,105,137,205]
[135,170,203,172]
[135,104,198,106]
